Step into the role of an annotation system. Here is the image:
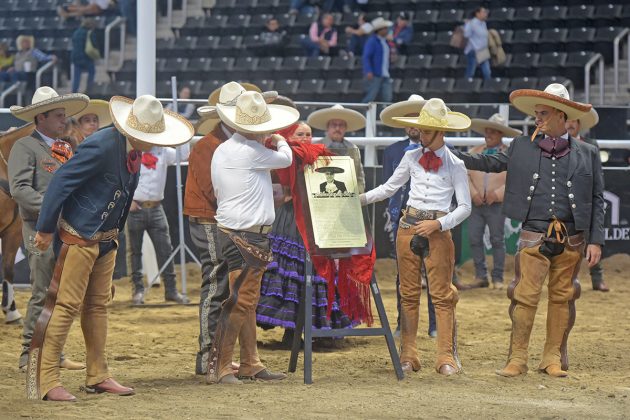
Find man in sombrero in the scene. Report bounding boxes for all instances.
[565,108,609,292]
[361,98,472,376]
[206,90,298,385]
[307,104,366,192]
[466,114,522,290]
[185,81,277,376]
[316,166,347,193]
[29,94,194,401]
[8,87,89,372]
[454,83,605,378]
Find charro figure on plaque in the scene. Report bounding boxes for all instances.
[317,167,348,193]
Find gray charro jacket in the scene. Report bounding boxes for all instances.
[454,134,605,245]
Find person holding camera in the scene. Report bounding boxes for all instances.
[360,98,472,376]
[453,84,605,378]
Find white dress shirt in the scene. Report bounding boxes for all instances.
[133,143,191,202]
[212,132,293,230]
[35,129,55,147]
[365,145,471,231]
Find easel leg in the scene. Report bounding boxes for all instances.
[371,275,404,380]
[288,280,306,373]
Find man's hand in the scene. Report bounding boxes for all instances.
[366,72,374,80]
[359,193,367,206]
[471,193,484,206]
[485,190,499,205]
[34,232,53,251]
[129,201,141,212]
[413,220,441,237]
[269,134,285,147]
[586,244,602,268]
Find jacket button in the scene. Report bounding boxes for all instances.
[527,196,531,201]
[569,193,574,199]
[572,204,577,209]
[529,186,534,191]
[567,181,572,187]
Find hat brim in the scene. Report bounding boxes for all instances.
[10,93,89,122]
[509,89,591,121]
[307,108,366,132]
[315,166,344,174]
[469,118,522,137]
[73,99,113,129]
[380,100,427,128]
[0,122,35,146]
[198,91,278,119]
[392,111,471,132]
[194,115,219,135]
[109,96,194,146]
[372,21,393,31]
[207,82,262,106]
[577,108,599,131]
[216,103,299,134]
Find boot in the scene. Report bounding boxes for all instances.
[497,303,537,377]
[539,300,574,373]
[434,303,460,373]
[399,306,421,371]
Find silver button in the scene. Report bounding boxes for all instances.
[551,194,555,198]
[529,186,534,191]
[569,193,574,199]
[552,164,556,167]
[527,197,531,201]
[551,201,555,205]
[552,178,555,182]
[572,204,576,209]
[533,173,539,179]
[552,171,556,175]
[567,181,572,187]
[549,208,553,212]
[552,186,555,190]
[552,157,556,160]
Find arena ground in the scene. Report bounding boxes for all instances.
[0,255,629,419]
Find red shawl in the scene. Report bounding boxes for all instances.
[272,139,375,326]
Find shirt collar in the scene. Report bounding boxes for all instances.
[545,132,569,140]
[35,129,56,147]
[426,144,446,157]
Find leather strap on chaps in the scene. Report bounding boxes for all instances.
[205,230,271,383]
[26,242,70,400]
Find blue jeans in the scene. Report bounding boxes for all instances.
[118,0,137,35]
[71,62,95,93]
[301,37,322,57]
[465,50,491,80]
[362,76,393,103]
[290,0,315,14]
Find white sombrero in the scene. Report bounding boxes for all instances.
[380,94,427,128]
[73,99,112,128]
[10,86,89,122]
[577,107,599,131]
[109,95,194,146]
[392,98,471,132]
[371,17,393,31]
[509,83,591,121]
[307,104,366,132]
[216,91,299,134]
[470,113,522,137]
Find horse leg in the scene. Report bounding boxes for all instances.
[2,218,23,324]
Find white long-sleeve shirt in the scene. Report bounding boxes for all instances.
[133,143,191,202]
[364,145,471,231]
[212,132,293,230]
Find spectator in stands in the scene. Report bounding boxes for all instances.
[362,17,393,103]
[12,35,57,88]
[463,6,491,80]
[256,17,287,57]
[71,18,98,93]
[289,0,316,15]
[118,0,137,35]
[0,43,15,84]
[390,12,413,56]
[345,12,372,56]
[301,13,338,57]
[322,0,353,14]
[166,86,196,119]
[58,0,112,19]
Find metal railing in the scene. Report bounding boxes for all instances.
[104,16,127,72]
[585,53,605,105]
[35,61,58,90]
[613,28,630,95]
[0,83,23,108]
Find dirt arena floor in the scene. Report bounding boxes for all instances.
[1,255,629,419]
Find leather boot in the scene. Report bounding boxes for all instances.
[539,300,573,373]
[434,302,459,373]
[399,305,421,371]
[496,303,536,377]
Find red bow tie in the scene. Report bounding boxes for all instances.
[141,152,158,170]
[51,140,73,164]
[127,150,142,174]
[419,149,443,172]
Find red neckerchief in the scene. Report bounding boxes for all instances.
[419,148,443,172]
[51,140,73,164]
[539,136,570,159]
[141,152,158,170]
[127,150,142,174]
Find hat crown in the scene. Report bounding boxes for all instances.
[371,17,392,30]
[235,91,271,125]
[408,94,425,101]
[127,95,166,134]
[543,83,570,100]
[488,113,508,126]
[218,81,246,105]
[332,104,344,110]
[417,98,449,127]
[31,86,59,105]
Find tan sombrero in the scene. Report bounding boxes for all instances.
[109,95,194,146]
[73,99,112,128]
[470,113,522,137]
[577,107,599,131]
[307,104,366,132]
[392,98,471,132]
[216,91,299,134]
[380,94,427,128]
[371,17,393,32]
[16,35,34,48]
[509,83,591,121]
[10,86,89,122]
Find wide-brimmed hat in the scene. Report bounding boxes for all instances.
[392,98,471,132]
[16,35,34,48]
[216,91,299,134]
[509,83,591,121]
[109,95,194,146]
[307,104,366,132]
[0,123,35,146]
[577,108,599,131]
[315,166,345,174]
[371,17,393,32]
[380,94,427,128]
[73,99,112,128]
[10,86,89,122]
[470,113,522,137]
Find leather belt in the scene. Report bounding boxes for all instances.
[405,206,447,220]
[136,200,161,209]
[59,219,119,242]
[189,216,216,225]
[519,230,585,249]
[218,224,272,235]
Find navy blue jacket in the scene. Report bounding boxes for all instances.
[363,34,389,77]
[37,127,139,239]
